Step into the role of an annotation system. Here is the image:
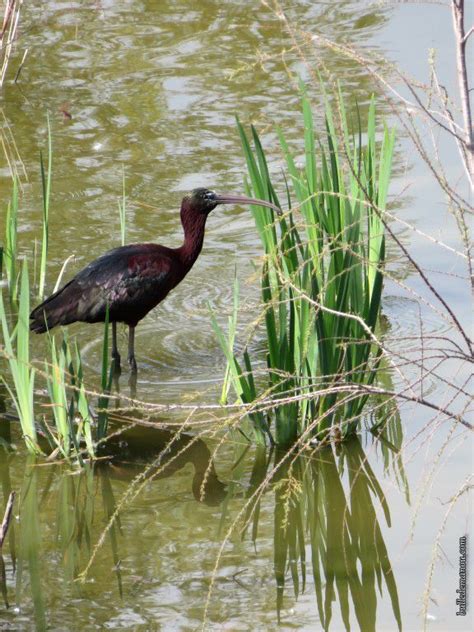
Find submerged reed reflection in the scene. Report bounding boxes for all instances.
[242,437,402,631]
[0,422,406,629]
[16,459,46,631]
[0,423,229,626]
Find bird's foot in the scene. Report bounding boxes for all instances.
[128,354,137,373]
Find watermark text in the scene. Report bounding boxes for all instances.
[456,535,467,616]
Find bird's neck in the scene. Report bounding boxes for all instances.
[176,202,208,269]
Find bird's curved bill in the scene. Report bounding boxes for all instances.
[214,194,282,215]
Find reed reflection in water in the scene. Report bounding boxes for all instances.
[0,423,405,630]
[238,436,403,631]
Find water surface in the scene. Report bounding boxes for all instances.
[0,1,471,630]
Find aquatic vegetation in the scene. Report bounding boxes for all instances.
[0,270,100,458]
[16,457,46,630]
[44,335,71,456]
[96,309,114,442]
[37,115,52,301]
[13,460,122,621]
[118,165,127,247]
[211,435,403,630]
[3,124,112,459]
[213,87,395,445]
[43,333,96,460]
[0,261,38,453]
[0,142,113,459]
[3,114,52,301]
[0,2,469,630]
[2,176,18,300]
[264,440,401,630]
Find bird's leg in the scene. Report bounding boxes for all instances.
[128,370,137,400]
[128,325,137,373]
[111,321,121,370]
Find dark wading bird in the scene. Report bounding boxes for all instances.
[30,188,280,372]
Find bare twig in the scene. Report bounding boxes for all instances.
[13,45,27,83]
[0,0,23,89]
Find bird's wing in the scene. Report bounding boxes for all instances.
[30,244,176,330]
[73,244,176,320]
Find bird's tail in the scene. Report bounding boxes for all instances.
[30,281,79,333]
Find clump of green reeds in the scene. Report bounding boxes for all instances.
[1,119,124,463]
[0,264,99,458]
[0,118,114,460]
[214,86,395,445]
[0,260,38,452]
[43,333,96,461]
[0,272,110,458]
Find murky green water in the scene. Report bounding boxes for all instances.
[0,1,471,630]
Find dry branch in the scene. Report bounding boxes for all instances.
[0,0,22,89]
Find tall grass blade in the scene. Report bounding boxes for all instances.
[97,306,112,441]
[38,114,52,300]
[118,165,126,246]
[45,336,70,458]
[74,341,95,458]
[0,261,40,453]
[3,177,19,300]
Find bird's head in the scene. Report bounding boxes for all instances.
[183,187,281,215]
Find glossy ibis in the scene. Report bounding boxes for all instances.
[30,188,280,372]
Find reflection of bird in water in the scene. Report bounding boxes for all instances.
[101,425,227,506]
[30,189,280,372]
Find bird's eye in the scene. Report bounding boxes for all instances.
[204,190,216,201]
